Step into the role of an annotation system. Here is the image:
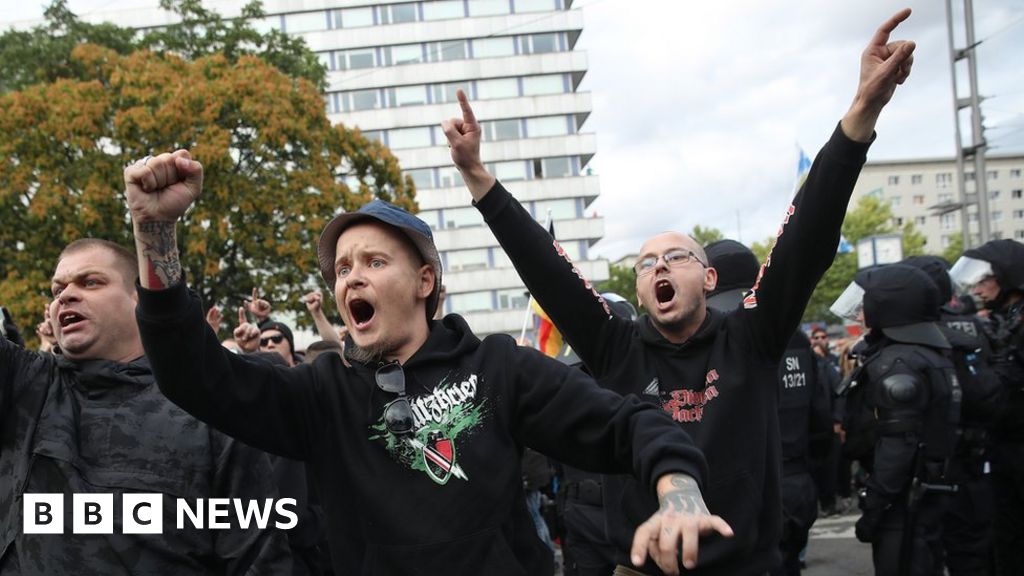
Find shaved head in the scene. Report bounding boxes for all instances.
[638,232,707,265]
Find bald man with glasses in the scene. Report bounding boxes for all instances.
[445,10,916,574]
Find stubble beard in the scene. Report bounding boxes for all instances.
[345,336,400,365]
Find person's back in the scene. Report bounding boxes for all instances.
[0,240,290,575]
[836,264,960,576]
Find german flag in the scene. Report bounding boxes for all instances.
[530,299,562,357]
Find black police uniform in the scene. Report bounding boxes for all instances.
[841,265,961,576]
[772,331,833,576]
[961,240,1024,576]
[903,255,1001,576]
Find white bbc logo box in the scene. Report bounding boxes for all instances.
[23,493,163,534]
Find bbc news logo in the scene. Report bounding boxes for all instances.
[23,494,298,534]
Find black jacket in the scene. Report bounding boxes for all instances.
[0,341,291,575]
[475,123,871,575]
[135,281,708,576]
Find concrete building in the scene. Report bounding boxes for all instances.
[68,0,607,339]
[851,154,1024,253]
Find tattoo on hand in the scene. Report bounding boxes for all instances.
[659,475,709,516]
[137,221,182,289]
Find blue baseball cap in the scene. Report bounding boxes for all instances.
[318,199,443,319]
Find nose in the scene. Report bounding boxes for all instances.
[58,285,81,305]
[345,265,368,289]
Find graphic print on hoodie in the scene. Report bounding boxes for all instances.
[369,371,488,485]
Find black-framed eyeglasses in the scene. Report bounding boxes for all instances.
[633,249,707,276]
[376,361,414,436]
[260,334,285,346]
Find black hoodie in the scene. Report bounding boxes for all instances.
[135,281,708,576]
[475,123,872,575]
[0,343,290,575]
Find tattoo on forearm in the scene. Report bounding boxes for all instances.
[659,474,710,516]
[137,221,182,289]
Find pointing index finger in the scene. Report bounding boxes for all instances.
[870,8,911,48]
[456,89,476,125]
[238,306,247,326]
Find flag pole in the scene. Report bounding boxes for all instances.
[518,210,553,345]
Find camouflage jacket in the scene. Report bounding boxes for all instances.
[0,339,292,575]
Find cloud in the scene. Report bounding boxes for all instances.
[577,0,1023,260]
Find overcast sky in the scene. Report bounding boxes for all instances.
[3,1,1022,261]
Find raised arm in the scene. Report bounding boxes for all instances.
[442,92,630,379]
[744,9,916,358]
[304,291,342,345]
[125,151,323,459]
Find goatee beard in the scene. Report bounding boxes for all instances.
[345,338,397,365]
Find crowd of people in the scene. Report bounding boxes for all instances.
[3,6,1023,576]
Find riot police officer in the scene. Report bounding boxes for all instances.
[705,240,832,576]
[950,239,1024,576]
[832,264,961,576]
[904,255,1002,576]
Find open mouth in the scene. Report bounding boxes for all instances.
[655,280,676,304]
[58,311,86,331]
[349,299,376,328]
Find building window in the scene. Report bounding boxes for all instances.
[432,81,472,103]
[522,74,566,96]
[534,198,578,220]
[521,33,560,54]
[887,175,900,186]
[380,3,417,24]
[383,44,423,66]
[988,170,999,180]
[283,11,328,33]
[483,119,523,141]
[337,89,381,112]
[387,127,432,149]
[526,116,570,138]
[913,195,925,205]
[336,48,376,70]
[1013,209,1024,220]
[404,168,434,190]
[476,77,519,99]
[966,172,976,182]
[496,288,530,310]
[992,231,1004,240]
[473,37,516,58]
[422,0,464,20]
[911,174,922,185]
[889,196,901,207]
[1011,169,1022,179]
[515,0,558,12]
[915,216,926,226]
[448,291,493,313]
[417,209,440,230]
[491,160,529,181]
[427,40,468,62]
[534,156,574,179]
[468,0,511,16]
[936,173,953,188]
[1013,189,1023,199]
[443,206,482,229]
[992,210,1003,222]
[893,217,904,226]
[941,235,953,248]
[969,212,979,222]
[387,85,428,107]
[938,193,953,203]
[446,248,490,272]
[317,52,333,71]
[1016,230,1024,240]
[940,213,956,230]
[991,189,1001,200]
[437,166,464,188]
[334,7,374,28]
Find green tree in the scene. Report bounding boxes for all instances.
[750,236,775,264]
[596,264,640,311]
[801,195,926,322]
[690,224,724,246]
[942,231,964,264]
[0,2,412,344]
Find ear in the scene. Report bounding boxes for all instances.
[703,266,719,293]
[418,265,436,301]
[635,280,644,310]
